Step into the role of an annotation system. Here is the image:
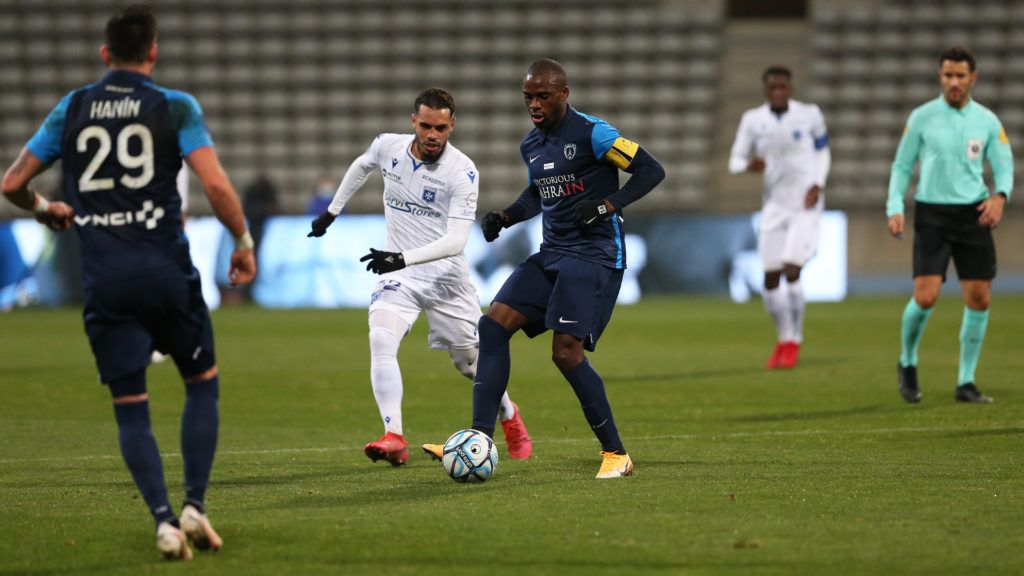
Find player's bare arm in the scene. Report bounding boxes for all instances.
[804,184,821,209]
[1,147,74,231]
[976,193,1006,228]
[186,146,255,285]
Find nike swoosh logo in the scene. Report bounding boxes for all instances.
[558,317,578,324]
[529,155,541,163]
[584,216,598,225]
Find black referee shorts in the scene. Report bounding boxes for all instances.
[913,201,996,282]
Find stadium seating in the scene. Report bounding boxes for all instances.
[808,0,1024,207]
[0,0,723,214]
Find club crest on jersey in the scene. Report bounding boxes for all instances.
[422,187,437,203]
[564,143,576,160]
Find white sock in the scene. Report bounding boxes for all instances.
[763,286,794,342]
[499,392,515,422]
[369,326,403,436]
[786,280,805,344]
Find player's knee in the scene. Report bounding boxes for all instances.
[108,369,147,401]
[369,326,401,357]
[914,292,938,310]
[551,338,584,372]
[449,347,478,379]
[764,271,782,290]
[479,315,512,345]
[783,264,802,283]
[967,292,990,311]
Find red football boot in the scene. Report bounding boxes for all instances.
[765,342,785,369]
[363,432,409,466]
[778,341,800,369]
[500,402,532,459]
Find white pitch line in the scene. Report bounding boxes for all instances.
[1,424,1019,466]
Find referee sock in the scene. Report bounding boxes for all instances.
[113,400,174,526]
[471,316,513,439]
[958,307,989,386]
[562,359,624,454]
[899,298,933,367]
[181,375,219,507]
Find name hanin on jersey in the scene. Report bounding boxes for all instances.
[90,97,142,120]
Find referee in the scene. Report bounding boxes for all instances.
[887,46,1013,404]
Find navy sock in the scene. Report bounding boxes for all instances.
[562,359,624,453]
[113,401,174,525]
[471,316,512,439]
[181,375,219,507]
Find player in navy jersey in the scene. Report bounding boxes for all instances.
[1,5,254,560]
[436,59,664,478]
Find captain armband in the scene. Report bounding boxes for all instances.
[604,137,640,170]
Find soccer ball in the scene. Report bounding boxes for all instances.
[441,429,498,483]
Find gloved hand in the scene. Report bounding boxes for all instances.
[575,199,614,227]
[480,211,508,242]
[307,211,336,237]
[360,248,406,274]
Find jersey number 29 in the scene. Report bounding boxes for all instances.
[76,124,154,192]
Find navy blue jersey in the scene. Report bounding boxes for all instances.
[520,106,638,269]
[27,70,213,287]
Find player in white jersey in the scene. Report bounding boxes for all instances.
[308,88,532,465]
[729,66,831,369]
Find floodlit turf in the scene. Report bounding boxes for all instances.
[1,297,1022,575]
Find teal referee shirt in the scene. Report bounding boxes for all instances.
[887,96,1014,217]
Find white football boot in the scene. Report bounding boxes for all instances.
[156,521,193,561]
[180,504,223,552]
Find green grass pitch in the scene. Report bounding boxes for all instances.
[1,297,1022,575]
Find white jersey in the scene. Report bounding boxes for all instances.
[729,100,830,211]
[329,133,479,284]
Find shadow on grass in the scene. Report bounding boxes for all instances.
[727,403,884,423]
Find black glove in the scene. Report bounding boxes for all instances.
[480,211,508,242]
[360,248,406,274]
[307,211,336,237]
[575,200,613,227]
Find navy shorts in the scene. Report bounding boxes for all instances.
[913,201,996,282]
[83,267,216,384]
[493,250,623,352]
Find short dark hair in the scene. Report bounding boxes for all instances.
[105,5,157,64]
[413,87,455,117]
[526,58,568,86]
[939,45,976,72]
[762,66,792,82]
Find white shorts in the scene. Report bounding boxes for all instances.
[758,203,822,271]
[368,272,481,350]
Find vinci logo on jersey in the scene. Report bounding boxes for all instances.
[73,200,165,230]
[533,173,584,199]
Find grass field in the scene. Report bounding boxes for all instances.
[1,297,1022,575]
